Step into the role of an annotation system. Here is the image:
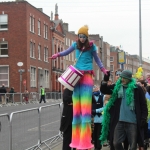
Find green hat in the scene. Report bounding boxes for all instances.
[120,70,132,80]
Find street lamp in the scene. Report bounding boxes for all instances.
[139,0,142,67]
[17,62,24,93]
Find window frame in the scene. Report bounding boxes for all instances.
[0,65,9,87]
[30,66,36,87]
[0,14,8,30]
[38,44,41,60]
[44,47,48,62]
[38,20,41,35]
[110,64,114,72]
[110,56,114,62]
[0,41,8,57]
[30,16,35,33]
[45,69,49,88]
[30,41,35,58]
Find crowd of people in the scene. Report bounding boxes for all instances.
[50,25,150,150]
[59,68,150,150]
[0,85,30,104]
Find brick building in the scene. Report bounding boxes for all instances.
[50,4,65,92]
[0,1,52,93]
[110,46,150,83]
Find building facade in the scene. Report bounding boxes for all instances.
[110,46,150,83]
[0,1,52,92]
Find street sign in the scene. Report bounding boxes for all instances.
[23,79,26,86]
[18,69,25,73]
[17,62,23,67]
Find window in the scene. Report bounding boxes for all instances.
[44,24,48,39]
[65,38,68,45]
[107,48,110,56]
[30,16,34,33]
[0,14,8,30]
[45,70,49,88]
[110,74,113,82]
[110,56,114,62]
[0,66,9,87]
[68,39,70,46]
[0,41,8,56]
[30,42,35,58]
[38,21,41,35]
[96,46,99,53]
[110,65,114,72]
[107,59,110,67]
[38,45,41,60]
[72,51,74,61]
[30,67,36,87]
[44,47,48,62]
[68,54,70,61]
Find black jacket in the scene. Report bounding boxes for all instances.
[60,89,73,132]
[0,86,7,95]
[100,82,148,149]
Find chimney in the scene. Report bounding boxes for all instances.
[38,8,43,12]
[54,3,59,20]
[51,11,53,20]
[63,23,68,31]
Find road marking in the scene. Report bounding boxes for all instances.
[28,120,59,131]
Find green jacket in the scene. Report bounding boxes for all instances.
[41,88,45,95]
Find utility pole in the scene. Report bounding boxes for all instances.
[139,0,142,67]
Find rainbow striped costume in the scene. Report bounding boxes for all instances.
[59,42,104,149]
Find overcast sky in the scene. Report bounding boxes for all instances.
[1,0,150,58]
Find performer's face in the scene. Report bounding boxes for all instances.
[115,71,122,81]
[121,77,130,85]
[78,34,87,43]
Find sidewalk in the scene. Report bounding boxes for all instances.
[52,142,110,150]
[52,142,150,150]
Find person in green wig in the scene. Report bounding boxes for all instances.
[100,70,148,150]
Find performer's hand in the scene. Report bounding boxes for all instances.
[49,53,59,59]
[101,68,108,75]
[104,71,110,82]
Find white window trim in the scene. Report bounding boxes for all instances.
[44,69,49,88]
[30,66,36,87]
[0,65,9,87]
[30,42,35,58]
[0,41,8,57]
[110,64,114,72]
[44,47,48,62]
[0,14,8,30]
[38,21,41,35]
[30,16,35,33]
[38,44,41,60]
[110,56,114,62]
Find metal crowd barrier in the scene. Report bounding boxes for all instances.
[0,102,63,150]
[0,113,10,150]
[0,92,63,107]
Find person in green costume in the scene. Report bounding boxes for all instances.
[100,70,148,150]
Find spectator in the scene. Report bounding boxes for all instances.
[24,89,29,104]
[60,88,75,150]
[92,85,104,150]
[39,85,46,103]
[0,84,7,105]
[9,87,15,103]
[100,70,148,150]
